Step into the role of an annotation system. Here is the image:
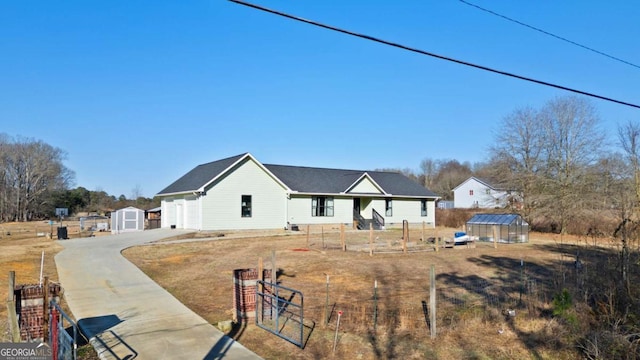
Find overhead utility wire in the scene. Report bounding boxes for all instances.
[229,0,640,110]
[459,0,640,70]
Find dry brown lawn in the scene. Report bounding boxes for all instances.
[124,226,590,360]
[0,221,103,359]
[1,221,598,359]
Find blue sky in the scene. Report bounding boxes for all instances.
[2,1,639,198]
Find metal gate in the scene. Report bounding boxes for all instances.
[49,301,78,360]
[256,280,304,348]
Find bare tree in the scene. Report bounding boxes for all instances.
[541,96,605,234]
[488,105,545,220]
[619,121,640,207]
[131,184,144,204]
[431,160,473,200]
[419,158,438,189]
[488,96,604,232]
[0,136,74,221]
[616,121,640,290]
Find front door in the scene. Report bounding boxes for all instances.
[353,198,361,214]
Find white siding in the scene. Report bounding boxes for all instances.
[384,198,435,226]
[161,197,176,228]
[200,158,287,230]
[287,196,436,227]
[454,178,507,208]
[287,196,352,225]
[184,195,199,230]
[361,198,374,215]
[349,178,382,194]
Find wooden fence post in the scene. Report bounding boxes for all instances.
[43,276,49,341]
[324,274,330,326]
[7,271,20,342]
[271,250,277,284]
[306,225,310,249]
[340,224,346,251]
[403,227,407,253]
[430,265,436,339]
[7,271,14,302]
[435,227,439,253]
[493,226,498,249]
[373,280,378,330]
[369,225,374,256]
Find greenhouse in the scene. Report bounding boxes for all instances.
[465,213,529,243]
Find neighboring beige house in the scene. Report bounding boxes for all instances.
[156,153,439,231]
[453,177,512,209]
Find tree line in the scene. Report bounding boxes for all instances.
[384,95,638,235]
[4,95,637,232]
[0,134,157,222]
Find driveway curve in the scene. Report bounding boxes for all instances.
[55,229,261,360]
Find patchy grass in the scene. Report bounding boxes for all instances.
[0,221,99,359]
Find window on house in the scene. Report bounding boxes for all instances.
[469,190,474,196]
[486,188,491,195]
[312,196,334,217]
[421,199,428,217]
[385,199,392,217]
[241,195,252,217]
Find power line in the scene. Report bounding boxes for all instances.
[229,0,640,110]
[459,0,640,70]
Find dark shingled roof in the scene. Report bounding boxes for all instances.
[157,153,438,198]
[367,171,438,197]
[265,164,437,197]
[264,164,363,194]
[157,153,247,195]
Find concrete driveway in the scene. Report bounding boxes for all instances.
[55,229,261,360]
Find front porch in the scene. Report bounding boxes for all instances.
[353,197,385,230]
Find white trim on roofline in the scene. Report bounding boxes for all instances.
[452,176,496,192]
[155,190,196,197]
[197,152,291,193]
[344,172,387,194]
[290,191,439,199]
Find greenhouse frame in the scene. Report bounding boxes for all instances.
[465,213,529,243]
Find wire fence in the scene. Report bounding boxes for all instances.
[301,225,474,254]
[302,278,548,338]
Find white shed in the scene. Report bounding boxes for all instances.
[111,206,145,234]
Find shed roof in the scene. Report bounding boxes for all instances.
[466,213,528,226]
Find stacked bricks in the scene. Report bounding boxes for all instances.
[14,283,62,341]
[233,268,272,321]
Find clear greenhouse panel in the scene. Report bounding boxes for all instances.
[465,213,529,243]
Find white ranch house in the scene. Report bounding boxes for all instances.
[157,153,439,231]
[453,177,512,209]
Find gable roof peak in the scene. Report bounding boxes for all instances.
[196,152,251,167]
